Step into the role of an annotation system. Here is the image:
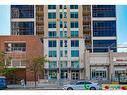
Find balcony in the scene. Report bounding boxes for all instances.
[84,35,91,40]
[36,22,44,26]
[8,60,26,68]
[83,25,91,31]
[49,63,57,70]
[83,16,91,21]
[71,63,79,68]
[83,11,91,16]
[60,63,68,69]
[85,45,92,49]
[36,31,44,35]
[36,12,44,17]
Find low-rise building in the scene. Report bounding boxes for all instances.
[0,35,43,84]
[84,50,127,82]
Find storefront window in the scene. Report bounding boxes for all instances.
[61,70,68,79]
[71,70,79,80]
[91,69,107,80]
[114,70,127,82]
[49,70,57,80]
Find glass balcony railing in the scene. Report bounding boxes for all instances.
[49,65,57,69]
[71,64,79,68]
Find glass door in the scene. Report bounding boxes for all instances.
[91,70,107,80]
[71,70,80,80]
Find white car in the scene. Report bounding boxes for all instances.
[63,81,100,90]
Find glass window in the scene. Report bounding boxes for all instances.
[71,61,79,68]
[93,21,116,37]
[48,12,56,19]
[93,40,117,52]
[64,40,67,47]
[84,82,92,84]
[48,22,56,28]
[60,21,63,28]
[60,31,67,38]
[71,40,79,47]
[11,5,34,18]
[91,70,107,80]
[60,12,63,19]
[71,21,78,28]
[11,22,34,35]
[60,50,63,57]
[5,43,26,52]
[60,40,63,47]
[71,50,79,57]
[76,82,85,85]
[64,5,67,9]
[64,50,68,57]
[64,31,67,37]
[48,50,57,57]
[48,31,57,38]
[60,31,63,37]
[60,61,67,68]
[71,31,79,37]
[48,5,56,9]
[49,70,57,80]
[48,40,57,47]
[49,61,57,68]
[70,5,78,9]
[92,5,116,17]
[70,12,78,18]
[64,21,67,28]
[61,70,68,79]
[64,12,67,18]
[71,70,79,80]
[60,5,62,9]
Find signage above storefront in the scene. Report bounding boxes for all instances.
[113,58,127,64]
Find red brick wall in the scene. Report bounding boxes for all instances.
[0,35,44,82]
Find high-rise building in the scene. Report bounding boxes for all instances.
[11,5,117,80]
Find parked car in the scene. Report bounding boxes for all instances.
[0,76,7,89]
[63,80,100,90]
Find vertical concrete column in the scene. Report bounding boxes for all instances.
[109,50,114,81]
[68,69,71,80]
[84,50,90,80]
[68,61,71,80]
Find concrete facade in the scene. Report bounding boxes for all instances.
[84,50,127,82]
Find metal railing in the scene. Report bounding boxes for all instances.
[6,47,26,52]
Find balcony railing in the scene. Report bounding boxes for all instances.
[6,47,26,52]
[71,64,79,68]
[49,65,57,69]
[84,35,91,40]
[8,61,26,68]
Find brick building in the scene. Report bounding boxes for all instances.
[0,35,43,84]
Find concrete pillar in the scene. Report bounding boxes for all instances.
[68,70,71,80]
[84,50,90,80]
[109,50,114,81]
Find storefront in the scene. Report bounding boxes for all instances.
[90,67,108,81]
[48,70,57,80]
[71,70,80,80]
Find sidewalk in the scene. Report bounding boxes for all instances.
[7,84,62,90]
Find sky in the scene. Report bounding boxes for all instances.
[0,5,127,48]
